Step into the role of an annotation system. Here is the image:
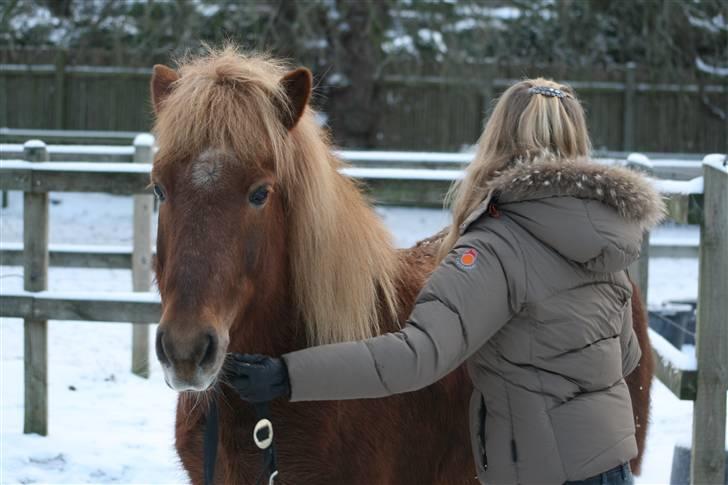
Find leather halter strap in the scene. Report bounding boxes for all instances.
[203,395,279,485]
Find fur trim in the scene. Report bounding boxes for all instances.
[486,155,667,230]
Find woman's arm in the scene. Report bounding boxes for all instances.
[282,232,524,402]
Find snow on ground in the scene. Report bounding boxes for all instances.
[647,257,698,306]
[0,191,714,484]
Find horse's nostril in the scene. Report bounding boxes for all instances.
[199,331,218,369]
[156,329,171,366]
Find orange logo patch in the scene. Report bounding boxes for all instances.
[457,248,478,270]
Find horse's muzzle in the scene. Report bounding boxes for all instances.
[155,325,227,391]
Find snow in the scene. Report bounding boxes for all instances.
[325,73,347,87]
[337,150,473,164]
[23,140,46,149]
[650,224,699,248]
[638,380,696,481]
[8,7,54,31]
[695,56,728,77]
[647,257,698,306]
[133,134,155,148]
[453,18,478,32]
[341,167,463,181]
[648,328,697,370]
[688,14,727,34]
[382,33,416,55]
[651,176,704,195]
[193,0,221,17]
[1,289,182,484]
[704,153,728,174]
[43,145,136,156]
[0,190,720,484]
[417,29,448,54]
[454,4,520,20]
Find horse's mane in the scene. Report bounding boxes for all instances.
[153,46,401,345]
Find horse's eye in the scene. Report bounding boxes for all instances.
[249,186,269,206]
[153,184,166,202]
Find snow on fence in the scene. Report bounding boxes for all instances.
[1,132,706,177]
[0,141,725,483]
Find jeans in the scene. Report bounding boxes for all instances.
[565,463,634,485]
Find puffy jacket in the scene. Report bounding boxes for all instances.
[282,157,665,484]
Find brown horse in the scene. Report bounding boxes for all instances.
[149,47,651,484]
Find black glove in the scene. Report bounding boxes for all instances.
[226,353,291,403]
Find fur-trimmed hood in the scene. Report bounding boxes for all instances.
[461,157,666,273]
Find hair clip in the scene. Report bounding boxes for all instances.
[528,86,566,98]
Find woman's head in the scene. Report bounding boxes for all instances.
[439,78,591,259]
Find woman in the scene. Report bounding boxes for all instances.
[227,79,665,484]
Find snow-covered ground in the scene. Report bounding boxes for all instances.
[0,191,714,484]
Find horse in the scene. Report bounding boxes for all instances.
[148,47,652,484]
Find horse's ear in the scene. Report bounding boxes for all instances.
[151,64,180,114]
[278,67,312,130]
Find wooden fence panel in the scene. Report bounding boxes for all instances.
[2,59,726,153]
[63,73,151,131]
[3,71,54,129]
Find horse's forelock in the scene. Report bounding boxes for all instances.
[153,47,288,169]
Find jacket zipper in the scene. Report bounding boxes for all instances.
[479,395,488,471]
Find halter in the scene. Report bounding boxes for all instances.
[204,393,279,485]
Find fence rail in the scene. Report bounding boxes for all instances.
[649,328,698,401]
[2,289,160,322]
[0,140,725,483]
[0,242,134,268]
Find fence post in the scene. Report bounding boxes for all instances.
[622,62,636,152]
[54,50,67,130]
[691,155,728,484]
[23,140,49,435]
[131,134,154,378]
[626,153,651,305]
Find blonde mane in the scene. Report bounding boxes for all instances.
[152,46,401,345]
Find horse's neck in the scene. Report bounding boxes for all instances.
[384,240,442,333]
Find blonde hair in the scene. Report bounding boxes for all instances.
[153,46,401,345]
[438,78,591,259]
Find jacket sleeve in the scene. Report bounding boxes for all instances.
[282,229,524,402]
[620,299,642,377]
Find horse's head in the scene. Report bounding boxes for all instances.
[149,52,312,391]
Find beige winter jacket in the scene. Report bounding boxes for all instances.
[282,158,665,484]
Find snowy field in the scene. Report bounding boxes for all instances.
[0,191,711,484]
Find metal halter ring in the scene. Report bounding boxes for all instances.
[253,418,274,450]
[529,86,566,98]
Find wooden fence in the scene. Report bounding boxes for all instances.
[0,141,725,483]
[1,56,726,152]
